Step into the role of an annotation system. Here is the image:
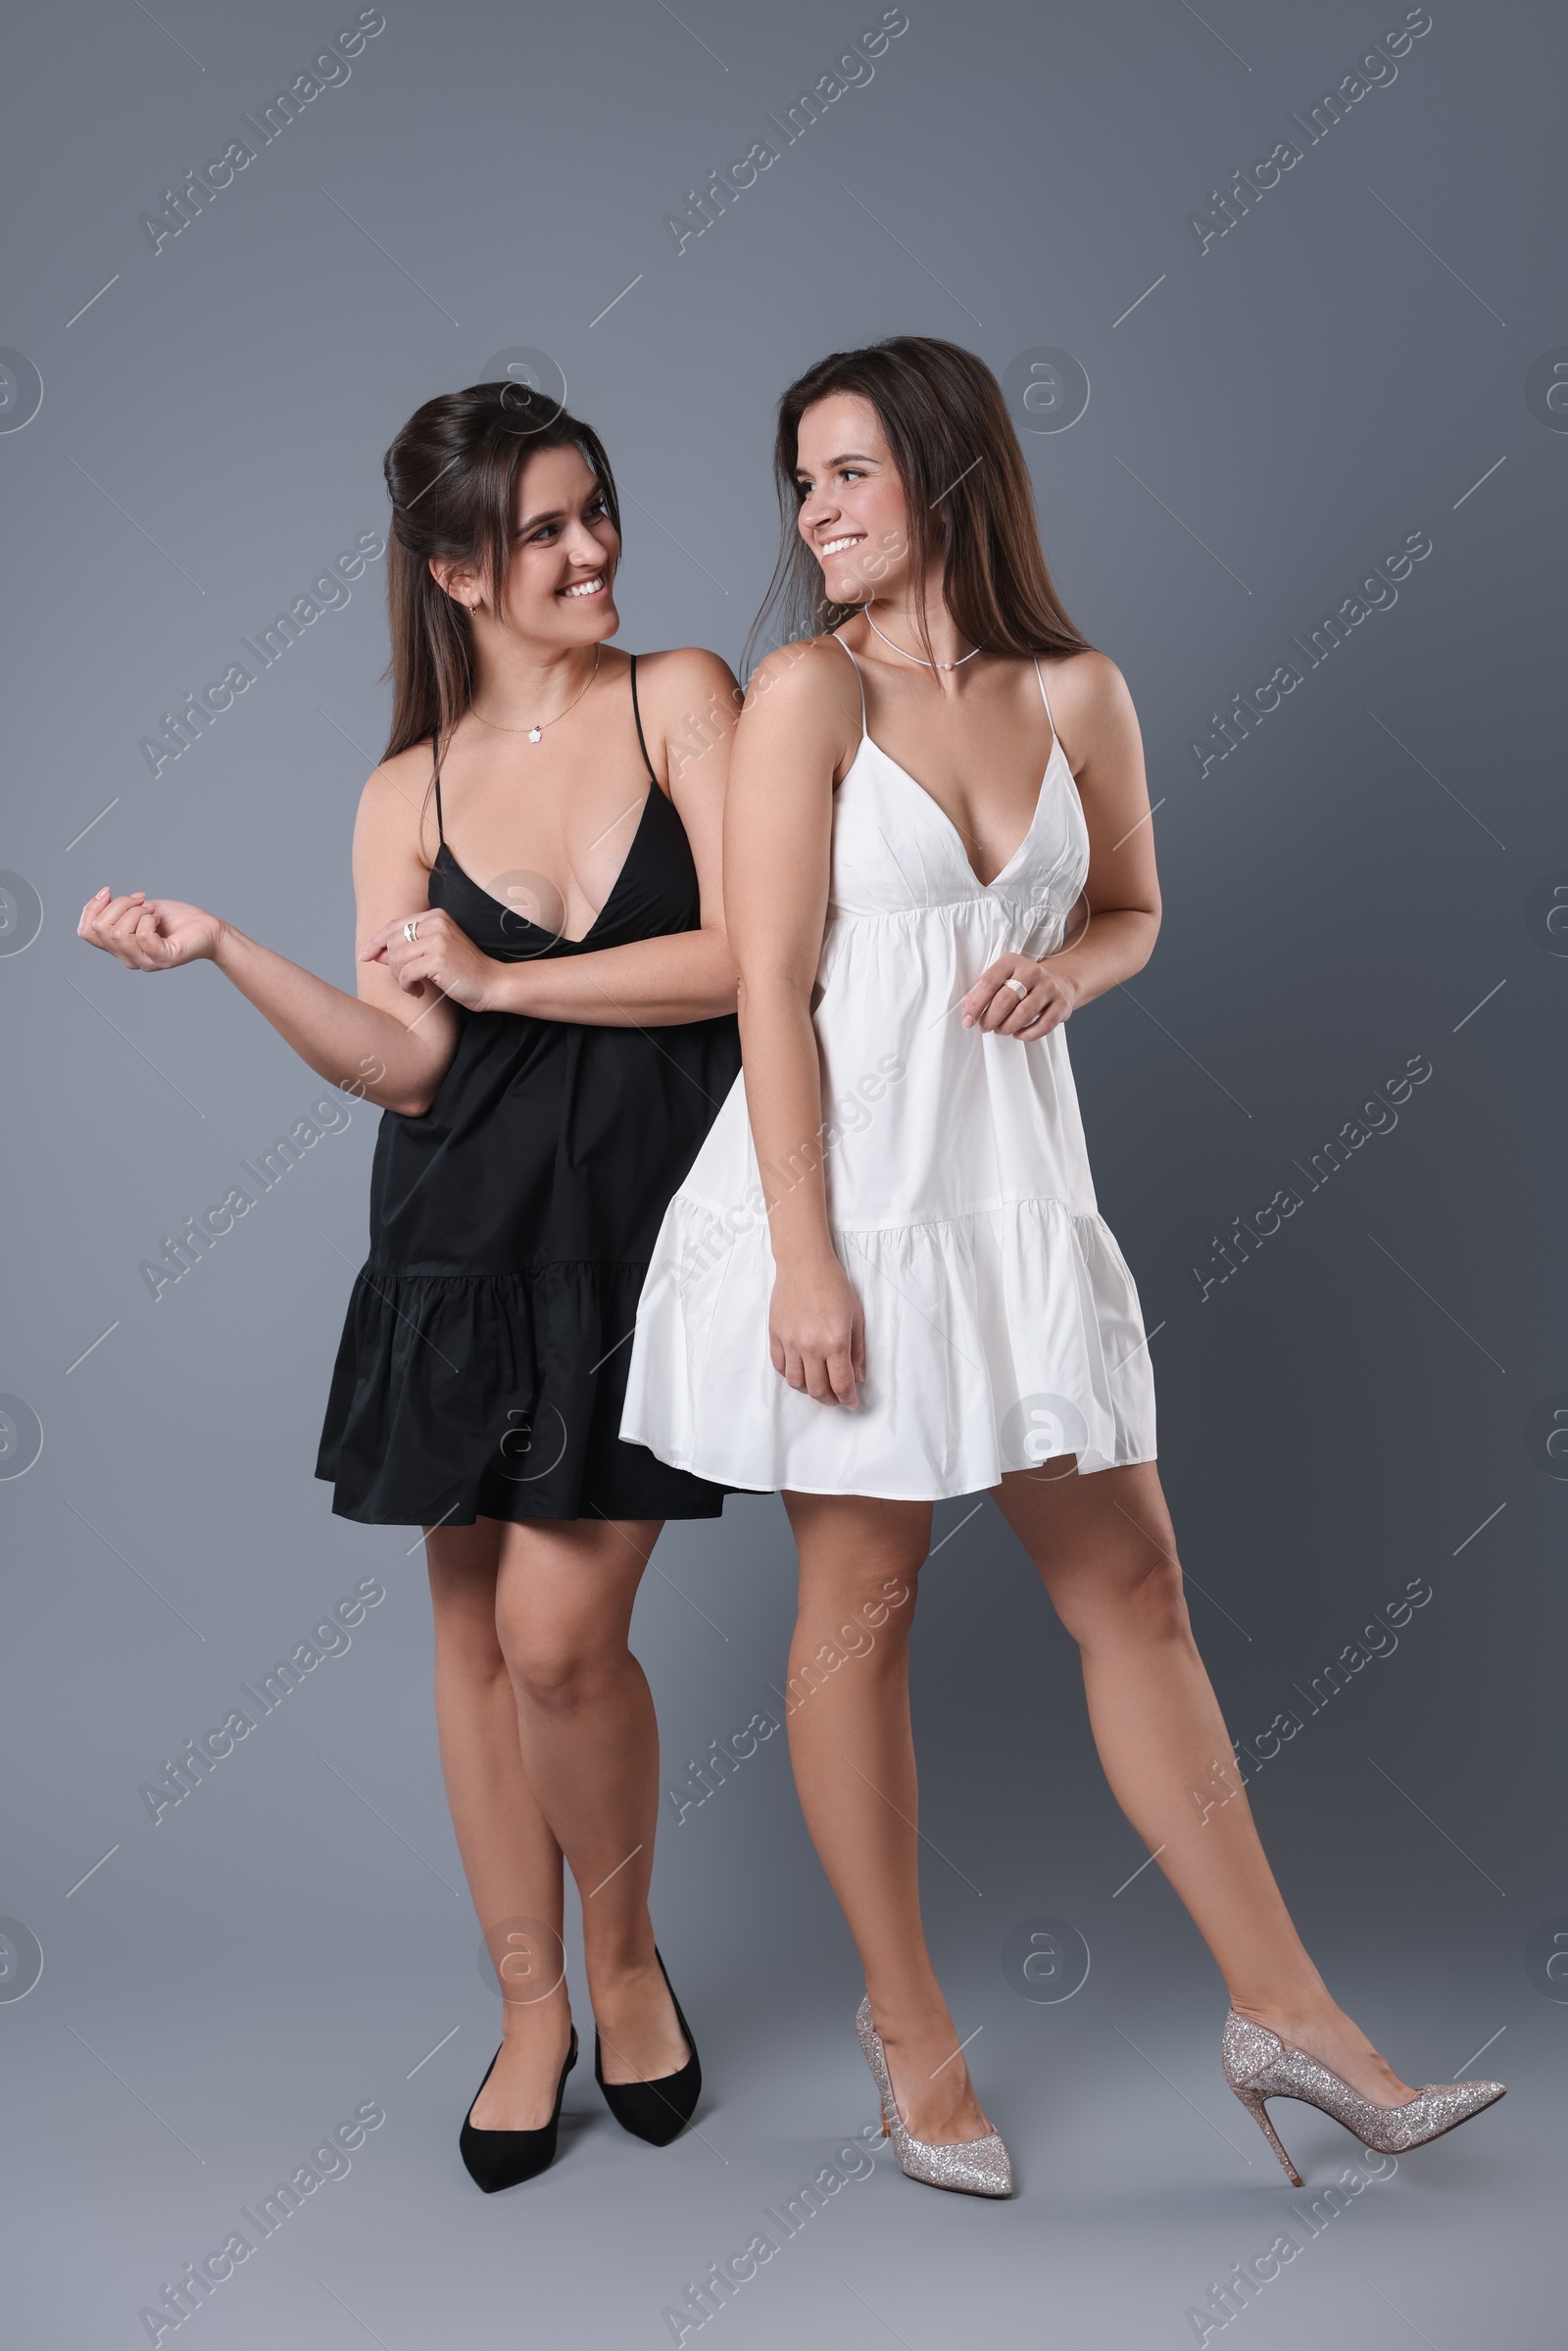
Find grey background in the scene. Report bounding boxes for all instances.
[2,0,1562,2342]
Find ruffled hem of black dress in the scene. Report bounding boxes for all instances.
[316,1260,734,1525]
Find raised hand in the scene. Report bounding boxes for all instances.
[77,889,223,971]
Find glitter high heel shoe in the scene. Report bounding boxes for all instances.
[855,1997,1013,2197]
[1221,2011,1504,2185]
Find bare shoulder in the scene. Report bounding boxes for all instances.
[635,643,739,700]
[631,647,740,789]
[634,644,742,734]
[1039,647,1139,766]
[742,633,859,731]
[355,742,438,862]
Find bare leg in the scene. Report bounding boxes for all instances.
[425,1520,573,2130]
[425,1514,687,2130]
[492,1514,688,2089]
[781,1492,995,2144]
[993,1461,1415,2103]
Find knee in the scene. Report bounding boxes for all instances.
[497,1606,617,1712]
[790,1569,916,1690]
[1051,1548,1193,1652]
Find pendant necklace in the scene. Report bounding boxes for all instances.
[471,647,601,743]
[863,611,983,671]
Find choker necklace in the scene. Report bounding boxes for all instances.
[863,611,982,671]
[471,648,601,743]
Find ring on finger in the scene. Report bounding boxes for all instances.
[1003,974,1030,1001]
[403,918,419,943]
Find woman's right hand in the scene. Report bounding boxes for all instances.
[77,889,224,971]
[769,1250,865,1408]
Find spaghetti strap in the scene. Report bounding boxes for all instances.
[430,734,446,844]
[1031,656,1057,738]
[627,653,657,783]
[833,631,868,735]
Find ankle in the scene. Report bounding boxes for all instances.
[1228,1969,1334,2030]
[1233,1993,1354,2047]
[501,1991,572,2042]
[863,1988,956,2050]
[585,1944,662,2001]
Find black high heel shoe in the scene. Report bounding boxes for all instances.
[459,2026,577,2192]
[594,1949,702,2146]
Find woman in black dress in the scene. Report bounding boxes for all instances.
[77,385,742,2189]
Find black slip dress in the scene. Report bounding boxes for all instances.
[316,656,742,1525]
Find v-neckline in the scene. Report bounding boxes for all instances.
[858,732,1066,892]
[438,786,656,947]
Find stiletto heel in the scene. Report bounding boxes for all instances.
[595,1947,702,2147]
[855,1997,1012,2198]
[1221,2011,1503,2183]
[459,2026,577,2192]
[1231,2082,1303,2185]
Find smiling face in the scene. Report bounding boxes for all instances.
[435,439,621,647]
[503,441,621,641]
[794,393,913,608]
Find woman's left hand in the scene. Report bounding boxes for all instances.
[960,952,1077,1042]
[361,908,505,1013]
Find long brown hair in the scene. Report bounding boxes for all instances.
[381,384,621,760]
[744,336,1091,674]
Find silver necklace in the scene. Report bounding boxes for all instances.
[863,611,982,671]
[471,647,600,743]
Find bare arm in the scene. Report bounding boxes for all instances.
[82,652,742,1110]
[364,648,740,1028]
[77,749,464,1116]
[724,640,865,1408]
[960,651,1161,1038]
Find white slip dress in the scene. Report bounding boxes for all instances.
[619,637,1158,1499]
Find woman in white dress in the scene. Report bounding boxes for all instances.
[622,338,1502,2195]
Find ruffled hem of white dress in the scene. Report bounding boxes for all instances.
[621,1192,1157,1501]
